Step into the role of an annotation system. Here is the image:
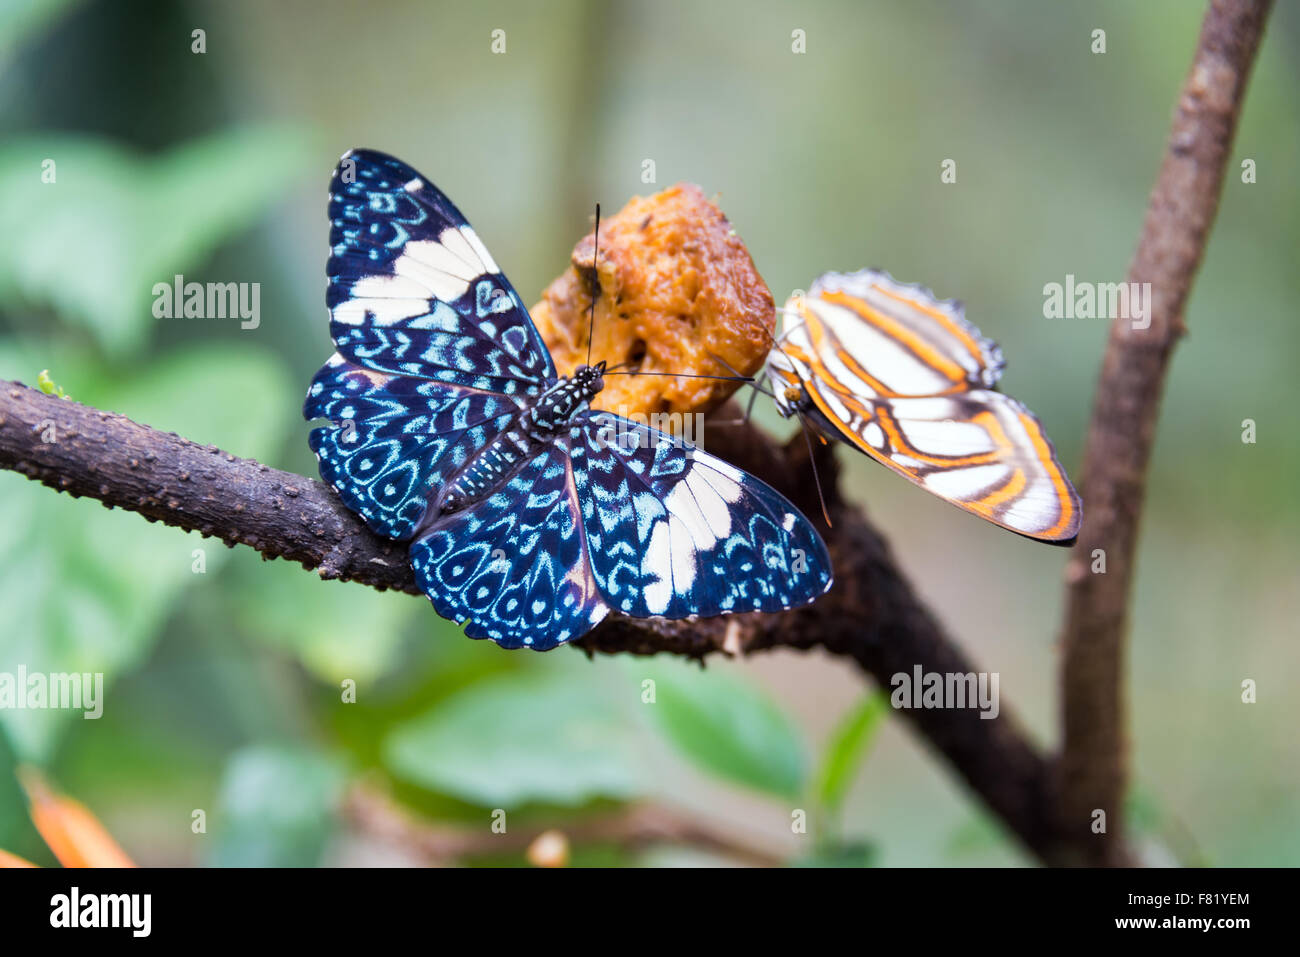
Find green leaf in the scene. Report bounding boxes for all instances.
[208,745,345,867]
[0,343,295,760]
[945,813,1005,859]
[814,691,890,815]
[790,840,878,868]
[633,658,807,800]
[0,128,312,357]
[229,556,417,686]
[35,369,68,399]
[384,667,647,807]
[0,0,84,69]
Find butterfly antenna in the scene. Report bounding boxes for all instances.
[775,297,835,525]
[586,203,600,369]
[705,378,763,428]
[705,351,775,398]
[699,351,768,428]
[762,304,811,385]
[799,413,833,529]
[603,371,753,381]
[599,359,747,382]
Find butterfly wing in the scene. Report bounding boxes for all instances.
[305,355,521,539]
[326,148,554,390]
[310,149,834,649]
[574,412,833,618]
[306,149,552,539]
[769,269,1081,544]
[409,442,607,650]
[769,269,1003,404]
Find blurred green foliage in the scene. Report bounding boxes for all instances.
[636,658,809,800]
[0,130,312,356]
[815,691,889,825]
[385,667,649,807]
[0,344,294,760]
[0,0,1295,867]
[208,745,346,867]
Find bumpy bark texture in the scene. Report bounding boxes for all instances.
[0,0,1271,870]
[1055,0,1273,866]
[0,382,1057,860]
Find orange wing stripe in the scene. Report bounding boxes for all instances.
[873,283,988,366]
[1017,411,1076,539]
[873,407,1007,468]
[784,281,1081,543]
[798,302,901,398]
[821,290,969,388]
[977,467,1027,512]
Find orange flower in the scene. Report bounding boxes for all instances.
[0,766,135,868]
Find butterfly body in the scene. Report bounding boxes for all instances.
[432,362,606,520]
[306,150,831,650]
[773,381,846,447]
[766,269,1081,545]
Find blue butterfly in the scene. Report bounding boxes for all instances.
[304,149,833,650]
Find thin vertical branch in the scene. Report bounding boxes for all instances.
[1056,0,1273,865]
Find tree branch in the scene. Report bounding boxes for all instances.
[1055,0,1273,865]
[0,380,1058,862]
[9,5,1266,867]
[340,782,788,867]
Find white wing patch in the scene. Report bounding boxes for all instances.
[332,274,432,326]
[636,456,750,617]
[397,239,477,301]
[668,517,698,596]
[898,419,997,457]
[923,464,1009,499]
[380,223,502,304]
[459,226,500,274]
[810,298,953,395]
[642,520,673,615]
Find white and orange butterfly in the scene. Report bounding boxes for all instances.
[763,269,1082,545]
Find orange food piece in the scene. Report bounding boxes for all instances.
[530,184,774,417]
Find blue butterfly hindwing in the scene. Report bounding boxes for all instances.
[574,413,831,620]
[306,149,833,649]
[305,354,521,539]
[410,442,604,650]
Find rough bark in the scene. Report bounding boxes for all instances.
[0,0,1272,870]
[0,381,1057,861]
[1055,0,1273,866]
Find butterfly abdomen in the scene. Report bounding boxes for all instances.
[436,365,607,517]
[438,425,535,515]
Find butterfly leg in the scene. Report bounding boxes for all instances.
[704,351,772,427]
[709,382,765,427]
